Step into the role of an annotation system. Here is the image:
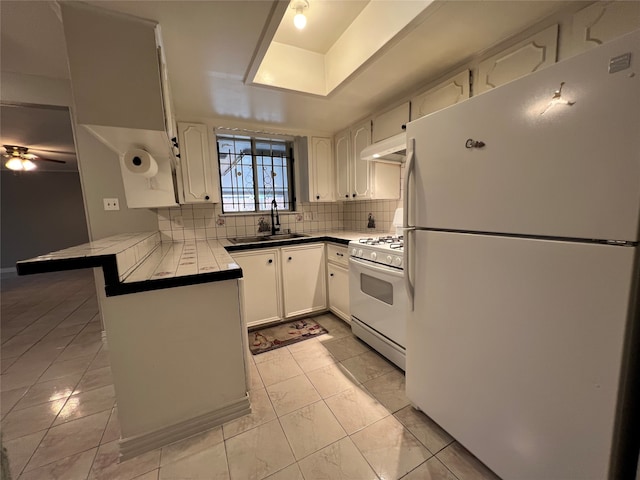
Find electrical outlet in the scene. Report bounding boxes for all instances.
[103,198,120,211]
[303,211,313,221]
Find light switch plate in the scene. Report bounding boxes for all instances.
[303,211,313,221]
[103,198,120,211]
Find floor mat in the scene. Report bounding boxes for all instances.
[248,318,328,355]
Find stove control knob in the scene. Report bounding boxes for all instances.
[370,252,377,261]
[386,255,393,264]
[357,249,363,257]
[393,256,403,267]
[351,248,358,256]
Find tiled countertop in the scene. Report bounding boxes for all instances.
[16,230,371,296]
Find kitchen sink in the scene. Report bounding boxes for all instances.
[227,233,308,244]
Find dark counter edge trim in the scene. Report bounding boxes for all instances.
[16,255,119,284]
[224,235,351,252]
[105,268,243,296]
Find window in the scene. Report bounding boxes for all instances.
[216,134,295,213]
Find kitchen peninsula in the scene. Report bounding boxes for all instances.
[15,230,362,458]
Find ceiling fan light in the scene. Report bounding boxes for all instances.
[6,158,25,170]
[22,159,37,171]
[294,10,306,29]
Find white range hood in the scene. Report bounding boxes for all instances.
[361,132,407,163]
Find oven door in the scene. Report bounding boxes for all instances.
[349,257,407,348]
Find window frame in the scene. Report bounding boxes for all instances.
[215,132,296,214]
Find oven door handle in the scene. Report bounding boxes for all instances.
[349,257,405,279]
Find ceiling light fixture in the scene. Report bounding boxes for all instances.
[3,145,38,171]
[291,0,309,30]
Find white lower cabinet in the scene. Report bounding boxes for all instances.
[233,243,327,326]
[232,249,282,327]
[282,244,327,318]
[328,263,350,322]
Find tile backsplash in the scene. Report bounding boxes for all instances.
[156,199,401,241]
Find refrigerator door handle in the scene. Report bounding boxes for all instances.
[403,137,415,311]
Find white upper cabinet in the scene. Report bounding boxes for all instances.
[372,102,410,143]
[300,137,335,202]
[176,123,219,204]
[335,129,351,201]
[475,24,558,95]
[411,71,470,121]
[351,120,372,200]
[335,121,399,201]
[61,4,167,132]
[567,1,640,57]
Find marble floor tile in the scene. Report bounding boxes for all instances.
[279,400,347,460]
[252,345,293,365]
[266,374,321,417]
[362,368,410,413]
[246,361,264,391]
[135,469,159,480]
[319,336,369,362]
[305,363,361,399]
[0,361,51,391]
[56,339,102,363]
[225,419,295,480]
[313,315,352,341]
[42,323,86,341]
[436,442,501,480]
[297,437,378,480]
[351,415,432,479]
[402,457,458,480]
[340,350,396,383]
[159,441,229,480]
[74,366,113,393]
[222,388,276,439]
[2,429,47,478]
[1,356,19,373]
[39,355,95,382]
[101,407,121,444]
[53,384,115,425]
[264,463,304,480]
[394,406,454,454]
[26,410,110,470]
[0,386,28,419]
[89,348,111,370]
[288,341,337,373]
[16,373,81,410]
[19,447,97,480]
[255,355,304,387]
[88,440,161,480]
[325,386,389,435]
[160,426,224,465]
[0,398,66,440]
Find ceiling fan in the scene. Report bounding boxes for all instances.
[3,145,68,171]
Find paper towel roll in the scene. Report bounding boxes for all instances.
[123,149,158,178]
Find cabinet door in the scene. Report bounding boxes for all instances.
[334,130,351,201]
[410,71,470,121]
[310,137,334,202]
[177,123,217,203]
[328,263,350,323]
[372,102,409,142]
[282,244,326,318]
[350,120,372,200]
[475,24,558,95]
[233,249,282,327]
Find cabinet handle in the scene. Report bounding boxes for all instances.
[204,195,210,201]
[336,252,344,257]
[352,193,356,198]
[345,194,349,198]
[288,256,292,261]
[330,273,334,277]
[268,259,273,264]
[316,195,320,200]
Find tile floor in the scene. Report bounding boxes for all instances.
[1,270,501,480]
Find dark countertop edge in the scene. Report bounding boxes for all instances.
[105,268,243,297]
[16,255,117,281]
[224,235,350,252]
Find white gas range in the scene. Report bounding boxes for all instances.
[348,234,407,370]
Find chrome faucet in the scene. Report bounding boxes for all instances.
[270,199,280,236]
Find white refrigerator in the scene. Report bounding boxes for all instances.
[404,30,640,480]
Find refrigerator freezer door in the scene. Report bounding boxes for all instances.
[405,230,635,479]
[406,30,640,242]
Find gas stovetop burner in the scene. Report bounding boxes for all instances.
[358,235,404,246]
